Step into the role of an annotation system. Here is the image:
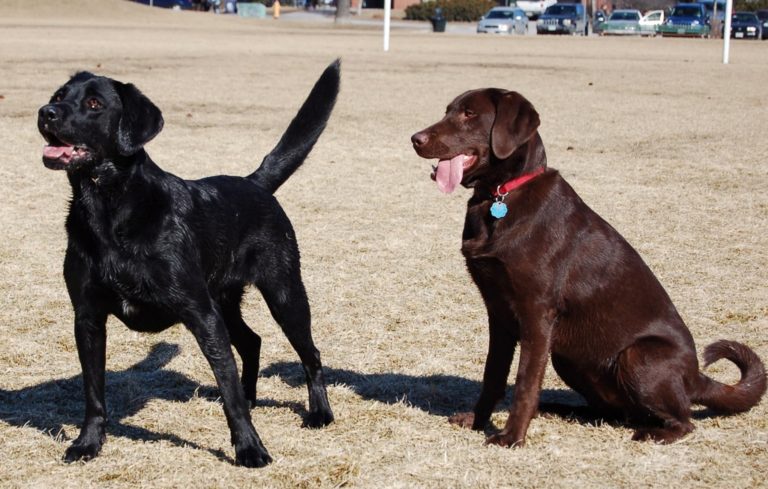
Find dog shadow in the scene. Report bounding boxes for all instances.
[261,361,720,433]
[1,347,721,460]
[261,361,592,431]
[0,342,299,464]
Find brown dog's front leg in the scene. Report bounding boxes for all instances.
[486,319,552,448]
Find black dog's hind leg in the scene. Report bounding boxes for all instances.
[63,252,110,463]
[259,277,334,428]
[220,288,262,406]
[180,294,272,467]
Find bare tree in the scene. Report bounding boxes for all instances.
[336,0,351,23]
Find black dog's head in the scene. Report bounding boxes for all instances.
[37,72,164,172]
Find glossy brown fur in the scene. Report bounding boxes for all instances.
[411,89,766,447]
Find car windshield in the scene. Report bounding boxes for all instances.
[545,5,576,15]
[487,10,516,19]
[732,13,757,22]
[609,11,640,21]
[671,6,702,17]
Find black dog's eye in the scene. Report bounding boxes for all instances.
[86,97,103,110]
[52,92,64,103]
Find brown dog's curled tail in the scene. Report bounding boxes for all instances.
[693,340,766,413]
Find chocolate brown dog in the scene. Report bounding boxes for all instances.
[411,88,766,447]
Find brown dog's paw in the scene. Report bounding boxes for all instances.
[631,424,693,444]
[448,412,476,429]
[485,433,525,448]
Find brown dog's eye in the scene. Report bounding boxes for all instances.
[86,98,103,110]
[463,109,476,119]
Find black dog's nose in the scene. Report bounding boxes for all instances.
[39,105,60,122]
[411,132,429,148]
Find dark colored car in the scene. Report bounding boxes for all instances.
[536,2,587,35]
[134,0,193,9]
[754,10,768,39]
[728,12,763,39]
[658,3,710,37]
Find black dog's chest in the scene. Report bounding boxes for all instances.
[98,249,153,294]
[71,206,177,310]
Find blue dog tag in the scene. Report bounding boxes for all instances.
[490,201,508,219]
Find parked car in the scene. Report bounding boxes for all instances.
[658,3,710,37]
[638,9,665,35]
[727,12,762,39]
[477,7,529,34]
[698,0,725,24]
[536,3,587,35]
[757,10,768,39]
[517,0,557,20]
[133,0,193,9]
[600,9,642,35]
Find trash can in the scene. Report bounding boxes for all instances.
[430,7,446,32]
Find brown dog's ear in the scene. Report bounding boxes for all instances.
[490,91,540,160]
[114,81,164,156]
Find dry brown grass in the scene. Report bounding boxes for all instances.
[1,1,766,487]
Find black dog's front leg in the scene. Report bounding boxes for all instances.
[182,303,272,468]
[63,249,110,463]
[65,308,108,462]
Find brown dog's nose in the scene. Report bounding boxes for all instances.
[411,132,429,148]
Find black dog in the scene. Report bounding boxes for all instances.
[37,61,341,467]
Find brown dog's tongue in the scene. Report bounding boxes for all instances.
[435,155,469,194]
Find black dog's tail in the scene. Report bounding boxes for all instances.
[693,340,766,413]
[249,59,340,194]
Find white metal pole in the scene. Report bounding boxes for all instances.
[723,0,733,63]
[384,0,391,51]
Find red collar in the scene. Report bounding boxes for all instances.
[492,168,546,197]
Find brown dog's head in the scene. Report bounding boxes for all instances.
[411,89,542,193]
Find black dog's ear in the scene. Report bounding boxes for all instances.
[71,71,96,82]
[114,81,164,156]
[490,91,540,160]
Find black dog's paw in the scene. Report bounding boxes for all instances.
[235,445,273,468]
[63,440,102,463]
[302,408,335,429]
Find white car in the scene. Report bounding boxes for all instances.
[639,9,666,35]
[477,7,529,34]
[517,0,557,19]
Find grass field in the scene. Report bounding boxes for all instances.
[0,1,766,487]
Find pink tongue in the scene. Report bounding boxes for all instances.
[43,145,74,159]
[435,154,470,194]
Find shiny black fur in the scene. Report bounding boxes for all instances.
[37,60,341,468]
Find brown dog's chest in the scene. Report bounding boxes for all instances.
[461,198,524,260]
